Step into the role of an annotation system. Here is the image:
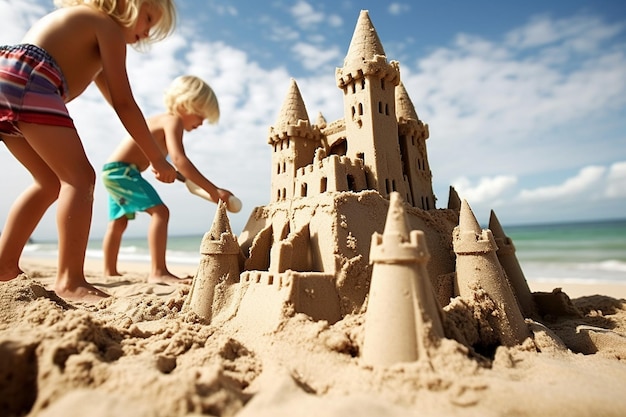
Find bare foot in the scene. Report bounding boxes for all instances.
[147,273,192,285]
[0,267,25,282]
[54,282,110,303]
[103,271,124,278]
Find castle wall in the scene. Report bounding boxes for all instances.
[294,154,367,198]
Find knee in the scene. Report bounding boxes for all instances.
[151,204,170,221]
[110,217,128,234]
[37,177,61,203]
[65,165,96,196]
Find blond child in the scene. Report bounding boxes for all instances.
[101,75,233,284]
[0,0,178,302]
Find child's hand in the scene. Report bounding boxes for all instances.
[151,159,177,183]
[217,188,233,202]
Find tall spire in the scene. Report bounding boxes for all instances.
[489,210,537,318]
[396,82,419,122]
[344,10,386,68]
[274,78,309,132]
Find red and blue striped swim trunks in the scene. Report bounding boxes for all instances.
[0,44,74,137]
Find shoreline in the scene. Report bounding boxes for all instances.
[20,255,626,300]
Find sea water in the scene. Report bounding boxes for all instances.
[23,218,626,284]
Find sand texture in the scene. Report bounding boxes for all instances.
[0,256,625,417]
[3,8,626,417]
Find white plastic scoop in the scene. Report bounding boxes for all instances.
[176,172,242,213]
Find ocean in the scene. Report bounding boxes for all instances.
[23,218,626,285]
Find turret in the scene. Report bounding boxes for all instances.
[268,78,319,202]
[335,10,405,198]
[184,200,241,321]
[453,200,530,346]
[396,82,435,210]
[362,192,444,366]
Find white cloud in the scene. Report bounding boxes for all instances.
[388,3,411,16]
[518,166,606,202]
[291,42,342,71]
[505,14,625,51]
[452,175,518,204]
[290,1,324,27]
[606,161,626,198]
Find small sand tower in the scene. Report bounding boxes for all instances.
[184,200,241,321]
[489,210,537,318]
[453,200,530,346]
[362,192,444,367]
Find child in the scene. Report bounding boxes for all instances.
[0,0,178,302]
[101,75,233,284]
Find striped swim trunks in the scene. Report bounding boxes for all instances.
[0,44,74,138]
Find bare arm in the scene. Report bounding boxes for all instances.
[163,117,231,203]
[94,24,175,182]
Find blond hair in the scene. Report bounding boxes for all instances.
[54,0,176,46]
[164,75,220,124]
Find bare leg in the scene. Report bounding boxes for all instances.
[102,216,128,277]
[0,136,60,281]
[17,123,108,302]
[145,204,190,285]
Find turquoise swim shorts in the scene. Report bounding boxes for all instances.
[102,162,163,220]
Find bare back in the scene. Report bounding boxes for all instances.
[107,112,184,171]
[21,5,128,102]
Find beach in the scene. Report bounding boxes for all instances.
[19,255,626,300]
[1,253,625,417]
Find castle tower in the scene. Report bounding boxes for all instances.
[184,200,241,321]
[453,200,530,346]
[362,192,444,367]
[489,210,537,318]
[396,82,435,210]
[335,10,405,198]
[268,78,319,202]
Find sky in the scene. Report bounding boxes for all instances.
[1,0,625,242]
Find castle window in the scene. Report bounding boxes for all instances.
[381,79,385,90]
[287,138,290,148]
[378,101,382,114]
[385,103,389,115]
[347,175,356,191]
[277,163,281,174]
[361,79,365,90]
[358,103,363,115]
[321,177,327,193]
[351,83,356,94]
[351,106,356,118]
[282,161,286,173]
[281,188,286,200]
[392,180,397,192]
[385,179,391,194]
[301,183,308,197]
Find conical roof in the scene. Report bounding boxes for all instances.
[274,78,309,131]
[343,10,386,68]
[396,82,419,122]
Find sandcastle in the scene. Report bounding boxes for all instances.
[185,10,537,365]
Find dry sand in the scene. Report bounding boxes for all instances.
[1,255,625,417]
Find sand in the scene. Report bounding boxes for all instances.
[3,9,626,417]
[0,255,624,417]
